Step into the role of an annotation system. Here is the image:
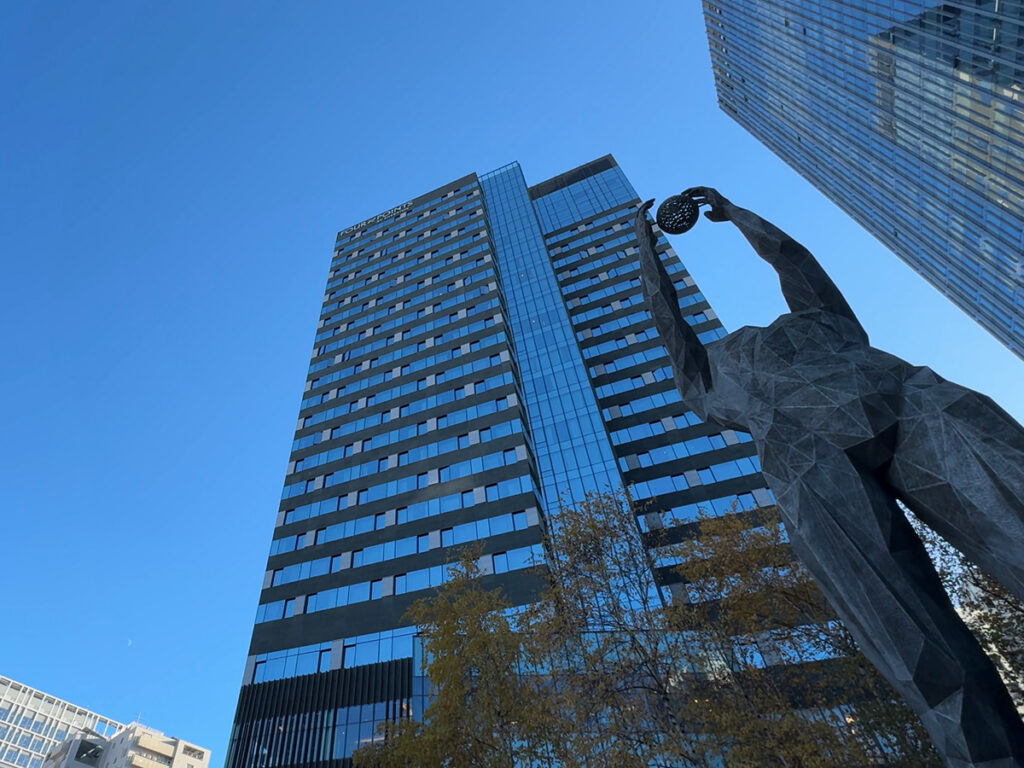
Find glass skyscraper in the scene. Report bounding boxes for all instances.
[225,156,771,768]
[703,0,1024,358]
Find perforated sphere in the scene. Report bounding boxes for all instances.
[656,195,700,234]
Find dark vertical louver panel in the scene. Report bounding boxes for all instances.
[226,659,413,768]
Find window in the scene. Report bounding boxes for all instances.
[349,582,370,603]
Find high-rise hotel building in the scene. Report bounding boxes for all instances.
[702,0,1024,358]
[226,156,772,768]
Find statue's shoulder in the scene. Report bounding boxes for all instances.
[717,323,770,341]
[707,324,765,356]
[709,313,813,356]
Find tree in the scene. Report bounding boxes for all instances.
[661,504,937,766]
[352,551,564,768]
[355,491,938,767]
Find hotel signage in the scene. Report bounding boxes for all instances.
[339,202,414,237]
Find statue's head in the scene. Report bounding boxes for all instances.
[656,194,700,234]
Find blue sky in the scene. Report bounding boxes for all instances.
[2,1,1021,761]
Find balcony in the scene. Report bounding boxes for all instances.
[135,733,174,758]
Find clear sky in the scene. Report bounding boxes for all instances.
[2,1,1021,762]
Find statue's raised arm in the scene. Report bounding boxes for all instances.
[635,199,713,412]
[685,186,868,342]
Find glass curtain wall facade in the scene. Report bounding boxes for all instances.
[703,0,1024,358]
[0,676,121,768]
[226,156,770,768]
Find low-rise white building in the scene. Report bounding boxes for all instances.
[0,676,121,768]
[42,724,208,768]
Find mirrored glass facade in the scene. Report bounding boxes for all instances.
[0,676,121,768]
[226,156,771,768]
[704,0,1024,357]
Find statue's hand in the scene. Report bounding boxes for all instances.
[683,186,732,222]
[634,198,657,242]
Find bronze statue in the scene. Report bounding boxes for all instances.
[637,187,1024,768]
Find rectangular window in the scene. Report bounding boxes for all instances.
[343,643,357,667]
[396,537,416,557]
[490,514,513,535]
[348,582,370,603]
[407,569,429,591]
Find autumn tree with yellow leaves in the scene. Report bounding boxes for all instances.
[355,491,938,767]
